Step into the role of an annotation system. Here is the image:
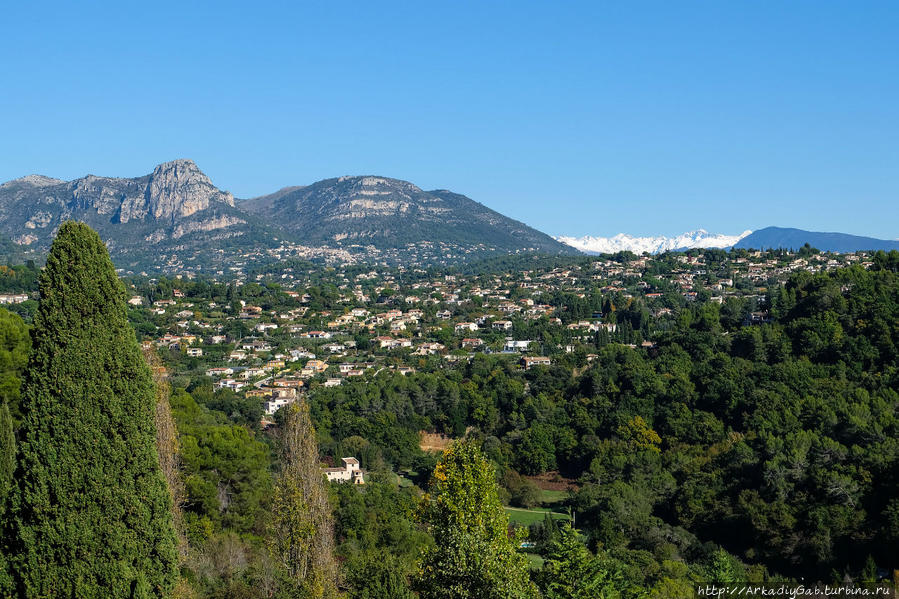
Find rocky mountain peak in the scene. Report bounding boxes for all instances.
[145,159,235,221]
[150,158,202,179]
[335,175,423,194]
[0,174,65,189]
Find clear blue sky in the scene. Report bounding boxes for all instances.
[1,1,897,239]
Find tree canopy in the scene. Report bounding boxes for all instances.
[414,440,536,599]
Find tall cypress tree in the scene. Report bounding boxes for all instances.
[0,401,12,593]
[0,402,13,508]
[11,222,178,598]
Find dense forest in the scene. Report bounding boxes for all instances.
[0,223,897,597]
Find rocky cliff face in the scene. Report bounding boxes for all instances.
[2,159,236,227]
[144,159,235,222]
[0,159,253,256]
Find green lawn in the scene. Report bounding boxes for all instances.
[538,488,569,505]
[504,506,571,527]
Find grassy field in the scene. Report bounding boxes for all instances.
[504,506,571,527]
[538,488,569,505]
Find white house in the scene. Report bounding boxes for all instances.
[503,339,532,353]
[215,379,245,391]
[205,367,234,377]
[264,396,296,415]
[324,457,364,484]
[522,356,551,370]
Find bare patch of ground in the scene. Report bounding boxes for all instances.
[524,471,578,492]
[419,431,454,452]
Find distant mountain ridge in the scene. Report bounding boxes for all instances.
[4,160,893,272]
[556,229,752,254]
[240,175,574,255]
[0,161,577,270]
[735,227,899,253]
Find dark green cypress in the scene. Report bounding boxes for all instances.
[11,222,178,598]
[0,402,12,506]
[0,401,12,593]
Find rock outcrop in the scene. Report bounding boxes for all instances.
[0,159,253,257]
[145,159,235,222]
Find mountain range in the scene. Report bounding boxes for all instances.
[556,230,753,254]
[557,227,899,255]
[0,160,272,262]
[0,160,574,271]
[0,159,895,272]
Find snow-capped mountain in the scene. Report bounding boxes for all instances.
[555,229,753,255]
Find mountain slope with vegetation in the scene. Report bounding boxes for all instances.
[1,228,897,596]
[241,175,577,255]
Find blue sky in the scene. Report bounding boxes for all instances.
[1,1,897,239]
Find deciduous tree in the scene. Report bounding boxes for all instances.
[414,440,535,599]
[269,401,339,598]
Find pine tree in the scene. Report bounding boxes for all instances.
[269,400,339,598]
[538,523,622,599]
[414,440,536,599]
[10,221,178,598]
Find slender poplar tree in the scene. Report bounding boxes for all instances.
[11,221,178,598]
[269,400,339,598]
[143,346,188,560]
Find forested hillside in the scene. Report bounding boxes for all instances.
[303,261,899,585]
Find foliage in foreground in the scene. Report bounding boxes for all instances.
[414,440,536,599]
[3,222,179,597]
[269,401,340,598]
